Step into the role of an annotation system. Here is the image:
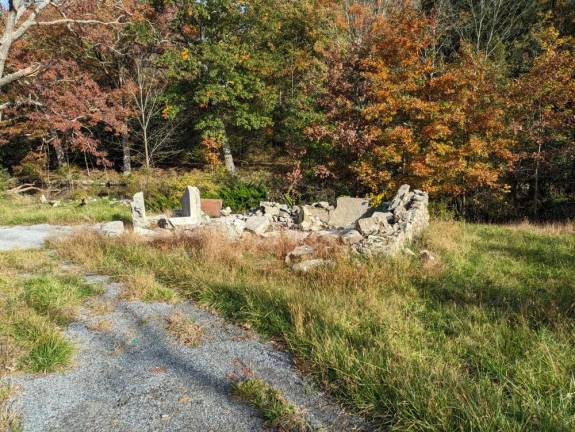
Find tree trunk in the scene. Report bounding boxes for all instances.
[222,140,236,175]
[122,135,132,174]
[533,142,542,219]
[54,143,65,168]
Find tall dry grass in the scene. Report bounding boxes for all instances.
[54,221,575,431]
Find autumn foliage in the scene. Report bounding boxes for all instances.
[0,0,574,220]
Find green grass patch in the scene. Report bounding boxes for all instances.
[23,275,100,324]
[0,195,130,226]
[54,221,575,431]
[232,378,311,431]
[0,250,99,375]
[19,331,74,373]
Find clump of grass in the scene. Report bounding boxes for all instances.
[23,275,100,324]
[232,378,311,431]
[87,320,113,332]
[0,384,20,432]
[54,221,575,431]
[122,271,178,303]
[165,312,203,347]
[19,331,74,373]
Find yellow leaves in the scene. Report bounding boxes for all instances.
[181,48,190,61]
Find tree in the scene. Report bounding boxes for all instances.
[509,27,575,218]
[0,0,122,91]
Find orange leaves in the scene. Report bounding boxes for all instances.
[201,137,222,167]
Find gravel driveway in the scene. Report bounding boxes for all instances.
[3,270,368,432]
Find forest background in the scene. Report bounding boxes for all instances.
[1,0,574,221]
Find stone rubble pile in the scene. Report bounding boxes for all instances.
[127,184,429,259]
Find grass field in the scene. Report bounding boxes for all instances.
[0,195,130,226]
[53,220,575,431]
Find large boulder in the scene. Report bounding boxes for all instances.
[328,197,370,228]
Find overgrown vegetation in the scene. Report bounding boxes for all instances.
[0,384,20,432]
[54,221,575,430]
[1,1,574,221]
[232,378,311,431]
[0,250,100,374]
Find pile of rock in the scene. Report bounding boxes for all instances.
[127,184,429,257]
[353,186,429,256]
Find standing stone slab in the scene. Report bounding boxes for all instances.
[328,197,370,228]
[130,192,148,229]
[181,186,203,223]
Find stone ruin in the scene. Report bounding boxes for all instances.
[127,184,430,260]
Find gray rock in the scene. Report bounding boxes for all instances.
[341,230,363,245]
[260,202,281,218]
[356,217,380,236]
[245,215,270,235]
[420,249,436,263]
[328,197,370,228]
[389,184,411,211]
[285,245,315,265]
[130,192,148,229]
[98,221,124,237]
[297,206,324,231]
[292,259,331,273]
[211,216,246,239]
[181,186,203,223]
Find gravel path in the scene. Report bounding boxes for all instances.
[0,225,82,251]
[3,270,368,431]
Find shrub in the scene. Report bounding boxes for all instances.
[218,178,267,211]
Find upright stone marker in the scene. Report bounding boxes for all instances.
[131,192,148,229]
[181,186,203,223]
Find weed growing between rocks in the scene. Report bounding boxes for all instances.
[231,378,311,432]
[165,313,203,347]
[54,221,575,431]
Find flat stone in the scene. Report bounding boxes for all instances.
[245,215,270,235]
[181,186,203,222]
[328,197,370,228]
[160,217,202,229]
[98,221,124,237]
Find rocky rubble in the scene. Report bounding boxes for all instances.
[127,184,429,259]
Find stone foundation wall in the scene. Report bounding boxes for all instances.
[130,184,430,257]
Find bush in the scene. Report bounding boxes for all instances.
[124,169,223,212]
[218,178,267,211]
[123,169,267,213]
